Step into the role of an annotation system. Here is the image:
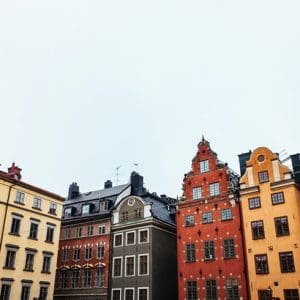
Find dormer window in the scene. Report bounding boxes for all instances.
[200,160,209,173]
[82,204,90,215]
[64,207,72,218]
[99,201,108,212]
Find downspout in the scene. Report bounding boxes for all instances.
[0,181,16,252]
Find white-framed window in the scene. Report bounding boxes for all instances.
[192,187,202,200]
[200,160,209,173]
[99,225,106,235]
[185,215,195,227]
[112,257,122,277]
[221,208,233,221]
[82,204,90,215]
[64,207,72,218]
[87,225,93,236]
[209,182,220,196]
[33,197,42,209]
[45,224,55,243]
[49,202,57,214]
[124,288,135,300]
[73,248,80,261]
[84,247,92,260]
[15,191,25,204]
[138,229,149,244]
[76,227,82,238]
[99,201,108,211]
[138,287,149,300]
[111,289,121,300]
[95,267,105,287]
[114,233,123,247]
[138,253,149,276]
[97,245,105,259]
[125,255,135,277]
[126,231,135,246]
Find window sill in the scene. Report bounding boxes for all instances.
[9,232,20,237]
[224,256,236,260]
[44,241,54,244]
[32,207,42,211]
[41,271,51,274]
[48,211,57,215]
[221,218,233,222]
[28,237,38,240]
[3,266,15,270]
[185,260,196,263]
[204,258,215,262]
[14,201,25,205]
[23,269,34,272]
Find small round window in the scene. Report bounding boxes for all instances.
[258,155,265,162]
[128,198,135,206]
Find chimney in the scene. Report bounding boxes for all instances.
[291,153,300,184]
[7,162,22,180]
[238,151,252,176]
[130,172,145,195]
[104,180,112,189]
[68,182,80,199]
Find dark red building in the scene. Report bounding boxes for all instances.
[177,138,248,300]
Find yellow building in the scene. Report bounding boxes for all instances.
[0,163,64,300]
[239,147,300,300]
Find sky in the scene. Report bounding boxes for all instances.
[0,1,299,198]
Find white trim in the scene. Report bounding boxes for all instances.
[111,288,122,300]
[126,231,136,246]
[138,228,149,244]
[124,255,135,277]
[247,166,254,186]
[124,288,135,300]
[138,287,149,300]
[114,233,123,247]
[272,160,280,182]
[144,204,152,218]
[138,253,149,276]
[112,257,123,277]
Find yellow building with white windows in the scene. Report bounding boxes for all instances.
[238,147,300,300]
[0,163,64,300]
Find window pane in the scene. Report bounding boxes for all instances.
[192,187,202,200]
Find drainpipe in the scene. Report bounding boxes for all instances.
[0,181,16,252]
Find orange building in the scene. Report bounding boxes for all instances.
[239,147,300,300]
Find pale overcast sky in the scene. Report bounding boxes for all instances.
[0,1,299,198]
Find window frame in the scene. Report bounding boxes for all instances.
[186,243,196,262]
[138,229,149,244]
[248,197,261,209]
[279,251,295,273]
[200,160,209,173]
[112,257,123,277]
[221,208,233,221]
[206,279,217,300]
[192,187,202,200]
[32,197,42,209]
[138,253,149,276]
[186,280,197,300]
[202,211,213,224]
[209,182,220,196]
[138,287,149,300]
[254,254,269,274]
[274,216,290,236]
[124,288,135,300]
[126,231,136,246]
[114,233,123,247]
[185,215,195,227]
[204,240,215,260]
[258,171,269,183]
[125,255,135,277]
[251,220,265,240]
[111,289,121,300]
[223,239,235,259]
[15,191,25,204]
[271,192,285,205]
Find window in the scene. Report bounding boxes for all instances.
[82,204,90,215]
[221,208,233,221]
[186,244,196,262]
[139,229,148,243]
[248,197,261,209]
[226,278,239,300]
[95,267,104,287]
[135,208,142,218]
[33,197,42,209]
[5,249,16,269]
[76,227,82,238]
[0,283,11,300]
[16,191,25,204]
[113,257,122,277]
[209,182,220,196]
[64,207,72,217]
[200,160,209,173]
[125,256,135,276]
[97,245,105,259]
[138,288,148,300]
[87,225,93,236]
[125,288,134,300]
[121,211,129,221]
[99,225,105,235]
[71,269,79,288]
[114,234,123,247]
[202,211,213,224]
[49,202,57,214]
[187,281,197,300]
[251,220,265,239]
[192,187,202,200]
[275,216,290,236]
[284,289,299,300]
[206,279,217,300]
[62,249,68,262]
[60,271,68,288]
[255,254,269,274]
[85,247,92,260]
[64,228,71,239]
[42,255,51,273]
[10,216,21,235]
[21,285,31,300]
[279,252,295,273]
[185,215,195,227]
[204,241,215,260]
[258,171,269,183]
[45,225,54,243]
[112,289,121,300]
[139,254,148,275]
[39,286,48,300]
[272,192,285,205]
[258,290,271,300]
[73,248,80,260]
[99,201,108,211]
[24,252,35,271]
[83,269,91,287]
[28,221,39,239]
[126,232,135,245]
[223,239,235,259]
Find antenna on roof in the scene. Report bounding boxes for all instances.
[279,149,290,163]
[116,166,121,185]
[133,163,139,172]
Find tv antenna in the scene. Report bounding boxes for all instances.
[116,166,121,185]
[133,163,139,172]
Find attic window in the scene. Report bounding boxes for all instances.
[82,204,90,215]
[99,201,108,212]
[64,207,72,218]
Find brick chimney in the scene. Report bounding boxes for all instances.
[7,162,22,180]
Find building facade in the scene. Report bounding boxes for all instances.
[177,138,248,300]
[239,147,300,300]
[0,163,64,300]
[54,180,130,300]
[110,172,177,300]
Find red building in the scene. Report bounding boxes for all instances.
[177,138,248,300]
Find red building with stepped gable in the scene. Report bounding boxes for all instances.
[177,138,248,300]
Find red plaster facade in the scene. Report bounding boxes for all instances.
[177,139,248,300]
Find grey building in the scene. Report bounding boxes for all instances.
[110,172,177,300]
